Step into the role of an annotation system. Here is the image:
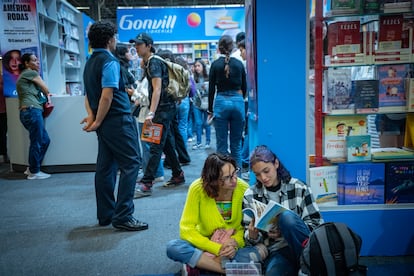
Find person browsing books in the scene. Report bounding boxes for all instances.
[166,153,266,274]
[243,145,323,276]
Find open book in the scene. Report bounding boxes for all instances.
[243,199,288,232]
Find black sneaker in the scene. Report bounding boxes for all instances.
[163,171,185,187]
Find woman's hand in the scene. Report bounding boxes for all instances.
[219,242,238,259]
[248,219,259,241]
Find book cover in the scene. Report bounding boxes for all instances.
[326,67,355,114]
[309,166,338,206]
[242,199,288,232]
[324,115,368,159]
[407,78,414,112]
[346,135,371,162]
[378,14,403,52]
[353,79,379,113]
[141,122,163,144]
[333,21,362,58]
[329,0,361,15]
[337,162,385,205]
[385,161,414,203]
[371,147,414,160]
[377,64,409,112]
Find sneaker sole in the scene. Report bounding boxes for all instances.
[163,181,185,188]
[133,192,152,199]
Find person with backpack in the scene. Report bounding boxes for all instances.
[243,145,323,275]
[130,32,185,198]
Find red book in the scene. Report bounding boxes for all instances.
[378,14,403,52]
[330,21,362,58]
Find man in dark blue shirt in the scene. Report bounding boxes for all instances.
[81,21,148,231]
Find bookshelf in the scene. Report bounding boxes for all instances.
[312,0,414,255]
[154,42,218,64]
[37,0,85,95]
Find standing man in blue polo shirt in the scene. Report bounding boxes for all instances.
[81,21,148,231]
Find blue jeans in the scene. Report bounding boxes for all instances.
[95,114,141,225]
[139,122,164,178]
[177,97,190,142]
[193,107,211,145]
[264,210,311,276]
[166,239,262,268]
[19,107,50,174]
[187,100,194,139]
[213,91,245,168]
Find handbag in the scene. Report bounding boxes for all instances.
[43,100,54,118]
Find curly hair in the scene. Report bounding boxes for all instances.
[250,145,292,185]
[201,153,238,198]
[218,35,234,78]
[88,21,116,49]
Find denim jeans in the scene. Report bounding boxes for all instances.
[95,114,141,225]
[213,91,245,168]
[264,210,311,275]
[176,97,190,142]
[141,106,182,184]
[19,107,50,174]
[193,107,211,145]
[187,100,194,139]
[139,122,164,178]
[166,239,262,268]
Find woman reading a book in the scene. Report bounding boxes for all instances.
[166,153,266,274]
[243,145,323,276]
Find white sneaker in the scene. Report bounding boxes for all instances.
[154,176,164,183]
[204,143,211,149]
[24,167,30,175]
[27,171,51,180]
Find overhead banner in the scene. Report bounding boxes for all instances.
[117,6,245,43]
[1,0,40,97]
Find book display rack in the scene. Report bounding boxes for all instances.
[154,42,218,63]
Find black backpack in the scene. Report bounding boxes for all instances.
[300,222,367,276]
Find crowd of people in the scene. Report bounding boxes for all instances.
[2,20,324,275]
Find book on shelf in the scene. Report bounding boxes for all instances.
[328,0,362,15]
[378,14,404,52]
[324,115,368,159]
[309,166,338,206]
[385,161,414,204]
[377,64,410,112]
[353,79,379,114]
[382,0,412,13]
[407,78,414,112]
[337,162,385,205]
[326,67,355,114]
[242,199,288,232]
[371,147,414,160]
[404,113,414,148]
[141,122,163,144]
[346,135,372,162]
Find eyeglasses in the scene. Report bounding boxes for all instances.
[220,168,240,183]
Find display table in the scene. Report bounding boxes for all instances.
[6,96,98,172]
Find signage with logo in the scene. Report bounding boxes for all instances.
[117,6,245,43]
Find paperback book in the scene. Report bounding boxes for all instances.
[377,64,410,112]
[141,122,163,144]
[371,147,414,160]
[407,78,414,112]
[309,166,338,206]
[346,135,371,162]
[324,115,368,159]
[378,14,404,52]
[385,161,414,204]
[326,67,354,114]
[329,0,362,15]
[353,79,379,113]
[242,199,288,232]
[337,162,385,205]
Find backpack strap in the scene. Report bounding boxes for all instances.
[333,222,359,269]
[313,225,337,275]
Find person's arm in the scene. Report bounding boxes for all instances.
[32,75,50,96]
[242,188,264,245]
[207,64,216,115]
[300,182,324,231]
[81,96,96,131]
[241,63,247,98]
[146,77,161,123]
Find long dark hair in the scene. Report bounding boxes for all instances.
[201,153,238,198]
[218,35,234,78]
[250,145,292,186]
[193,58,208,83]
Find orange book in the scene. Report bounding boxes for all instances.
[141,121,163,144]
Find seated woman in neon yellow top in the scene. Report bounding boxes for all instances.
[166,153,267,274]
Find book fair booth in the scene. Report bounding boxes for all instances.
[1,0,413,256]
